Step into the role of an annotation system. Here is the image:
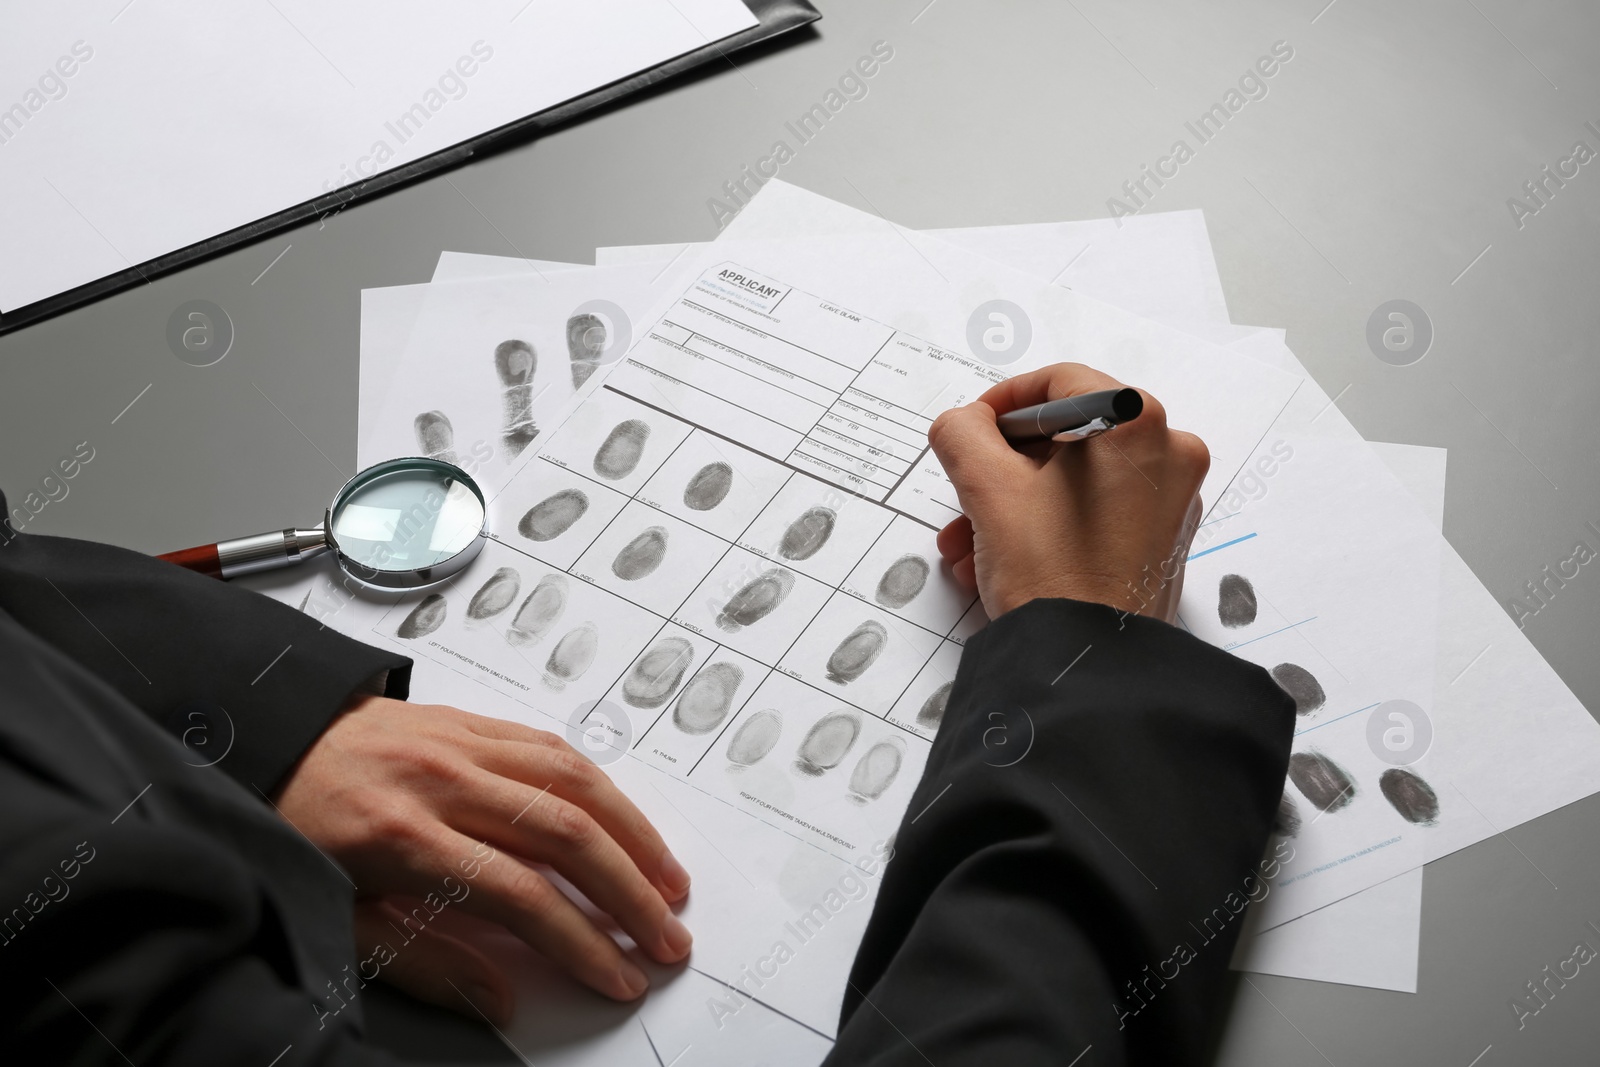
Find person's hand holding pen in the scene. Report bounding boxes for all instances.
[929,362,1209,623]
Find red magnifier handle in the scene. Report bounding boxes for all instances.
[157,528,329,581]
[158,543,225,579]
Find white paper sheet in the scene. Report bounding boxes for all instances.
[0,0,756,309]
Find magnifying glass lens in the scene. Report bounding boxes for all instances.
[329,462,485,573]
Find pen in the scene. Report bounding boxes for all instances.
[995,387,1143,443]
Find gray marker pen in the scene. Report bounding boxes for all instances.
[995,387,1143,443]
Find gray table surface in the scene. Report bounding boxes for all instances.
[4,1,1598,1063]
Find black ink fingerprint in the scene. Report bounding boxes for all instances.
[495,339,539,458]
[916,681,952,731]
[612,526,668,581]
[622,636,695,709]
[1275,793,1302,838]
[684,462,734,512]
[414,410,458,465]
[594,419,651,480]
[727,709,783,766]
[542,622,598,690]
[779,506,836,560]
[848,739,905,802]
[1379,768,1440,825]
[716,568,795,633]
[1288,752,1356,813]
[518,489,588,542]
[507,574,567,647]
[566,313,606,390]
[467,567,520,621]
[1270,663,1327,715]
[826,621,888,684]
[397,594,446,639]
[795,712,861,776]
[673,662,745,735]
[1217,574,1257,628]
[875,554,930,609]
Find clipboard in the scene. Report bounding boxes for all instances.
[0,0,820,338]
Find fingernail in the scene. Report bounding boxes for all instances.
[661,850,691,895]
[618,958,650,998]
[664,914,693,958]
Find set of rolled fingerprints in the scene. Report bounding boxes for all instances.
[394,569,599,692]
[411,318,609,466]
[1218,573,1442,835]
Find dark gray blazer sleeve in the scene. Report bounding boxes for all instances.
[826,598,1296,1067]
[0,489,411,794]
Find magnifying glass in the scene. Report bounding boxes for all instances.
[158,457,488,589]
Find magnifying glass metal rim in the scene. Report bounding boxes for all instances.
[157,456,488,590]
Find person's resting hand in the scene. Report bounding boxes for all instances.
[273,695,693,1022]
[929,362,1208,622]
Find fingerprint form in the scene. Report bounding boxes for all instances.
[1217,574,1258,628]
[848,739,905,802]
[542,623,598,691]
[716,568,795,633]
[795,712,861,776]
[518,489,588,542]
[414,410,458,465]
[875,554,930,609]
[1275,793,1302,838]
[495,340,539,457]
[673,663,745,735]
[1288,752,1356,813]
[684,462,734,512]
[727,710,783,766]
[566,313,606,390]
[826,621,888,684]
[612,526,668,581]
[780,506,836,560]
[467,568,520,621]
[1379,768,1440,825]
[594,419,651,480]
[507,574,567,647]
[396,594,446,639]
[916,681,952,731]
[1270,663,1327,715]
[622,636,695,709]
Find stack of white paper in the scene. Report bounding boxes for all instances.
[246,180,1600,1064]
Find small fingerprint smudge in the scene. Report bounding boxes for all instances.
[779,506,836,560]
[467,567,520,621]
[875,554,930,609]
[683,462,734,512]
[566,313,606,390]
[506,573,567,647]
[673,662,745,735]
[1275,793,1302,838]
[518,489,588,542]
[622,636,695,709]
[612,526,668,581]
[795,712,861,776]
[1217,573,1258,628]
[916,681,952,731]
[594,419,651,480]
[848,739,905,802]
[396,593,447,639]
[1379,768,1440,825]
[1288,752,1356,813]
[542,622,598,690]
[414,410,458,465]
[727,709,783,766]
[826,620,888,684]
[1271,663,1327,715]
[716,568,795,632]
[495,339,539,457]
